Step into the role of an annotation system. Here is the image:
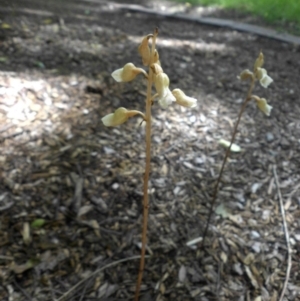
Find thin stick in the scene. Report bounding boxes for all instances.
[57,255,146,301]
[134,27,158,301]
[201,78,255,249]
[13,279,32,301]
[273,165,292,301]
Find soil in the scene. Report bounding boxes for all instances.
[0,0,300,300]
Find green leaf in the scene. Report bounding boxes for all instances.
[31,218,46,228]
[35,61,45,69]
[1,23,12,29]
[43,18,53,25]
[12,258,40,274]
[0,57,8,63]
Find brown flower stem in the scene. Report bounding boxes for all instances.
[134,27,158,301]
[201,78,255,249]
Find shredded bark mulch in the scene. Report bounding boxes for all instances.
[0,0,300,300]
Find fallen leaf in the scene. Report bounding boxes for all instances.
[215,203,231,218]
[43,18,53,24]
[220,252,227,263]
[22,222,31,245]
[178,265,187,282]
[11,258,40,274]
[77,205,93,217]
[1,23,12,29]
[218,139,242,152]
[0,57,8,62]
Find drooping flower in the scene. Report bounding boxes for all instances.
[138,35,152,66]
[102,107,145,127]
[154,72,169,94]
[238,69,254,81]
[158,89,176,109]
[172,89,197,108]
[256,98,272,116]
[154,72,176,109]
[111,63,147,82]
[255,67,273,88]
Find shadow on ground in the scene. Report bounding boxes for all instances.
[0,1,300,301]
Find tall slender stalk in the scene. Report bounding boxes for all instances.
[134,28,158,301]
[201,78,255,249]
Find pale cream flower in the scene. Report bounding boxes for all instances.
[154,72,169,95]
[154,73,175,109]
[102,107,145,127]
[256,67,273,88]
[172,89,197,108]
[257,98,272,116]
[238,69,254,81]
[158,89,176,109]
[111,63,147,82]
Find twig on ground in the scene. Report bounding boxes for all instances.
[13,278,32,301]
[216,261,221,300]
[273,165,292,301]
[0,255,14,260]
[79,277,93,301]
[56,255,148,301]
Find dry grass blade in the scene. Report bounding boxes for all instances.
[273,165,292,301]
[57,255,147,301]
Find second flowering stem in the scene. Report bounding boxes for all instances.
[201,78,255,249]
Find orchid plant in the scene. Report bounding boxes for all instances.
[101,28,197,300]
[202,51,273,248]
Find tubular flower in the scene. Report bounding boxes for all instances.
[102,107,145,127]
[255,67,273,88]
[154,73,176,109]
[138,35,152,66]
[111,63,147,82]
[239,69,254,81]
[172,89,197,108]
[158,89,176,109]
[154,72,170,95]
[256,98,272,116]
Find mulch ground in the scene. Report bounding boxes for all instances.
[0,0,300,300]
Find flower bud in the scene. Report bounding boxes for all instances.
[254,52,264,70]
[256,98,272,116]
[151,63,163,76]
[111,63,147,82]
[102,107,145,127]
[172,89,197,108]
[153,49,159,64]
[138,35,151,66]
[255,67,273,88]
